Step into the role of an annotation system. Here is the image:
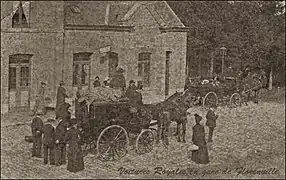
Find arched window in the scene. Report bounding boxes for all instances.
[138,52,151,87]
[12,1,28,28]
[73,52,92,86]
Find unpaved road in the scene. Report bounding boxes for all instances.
[1,100,285,179]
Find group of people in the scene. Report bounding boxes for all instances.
[91,68,143,106]
[31,107,84,173]
[190,105,219,164]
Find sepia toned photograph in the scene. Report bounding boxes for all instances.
[1,1,285,179]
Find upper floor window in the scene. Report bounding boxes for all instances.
[12,1,28,28]
[73,52,92,86]
[138,52,151,87]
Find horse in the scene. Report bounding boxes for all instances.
[237,69,266,105]
[143,90,193,145]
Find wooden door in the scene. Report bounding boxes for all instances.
[8,54,31,111]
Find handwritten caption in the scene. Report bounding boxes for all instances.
[118,167,279,177]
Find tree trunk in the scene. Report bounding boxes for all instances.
[210,51,214,77]
[268,64,273,90]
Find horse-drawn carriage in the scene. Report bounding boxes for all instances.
[76,89,157,162]
[185,70,266,108]
[185,78,242,108]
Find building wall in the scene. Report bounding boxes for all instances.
[1,1,64,114]
[1,1,187,113]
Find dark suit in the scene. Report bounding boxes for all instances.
[31,117,43,158]
[55,119,69,165]
[43,124,55,165]
[56,86,68,119]
[206,109,218,142]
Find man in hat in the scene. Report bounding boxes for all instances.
[93,76,101,88]
[32,81,47,116]
[55,103,71,166]
[56,81,68,119]
[43,119,56,165]
[206,106,219,142]
[125,80,143,106]
[102,77,110,88]
[109,67,126,92]
[31,116,44,158]
[191,114,209,164]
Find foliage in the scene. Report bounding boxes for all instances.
[168,1,285,81]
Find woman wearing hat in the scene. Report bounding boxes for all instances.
[125,80,143,106]
[191,114,210,164]
[65,118,84,173]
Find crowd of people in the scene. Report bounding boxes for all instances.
[29,66,221,171]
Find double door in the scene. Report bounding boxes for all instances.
[8,54,32,111]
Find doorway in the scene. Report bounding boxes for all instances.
[8,54,32,111]
[165,51,171,97]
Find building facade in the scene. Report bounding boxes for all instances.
[1,1,188,114]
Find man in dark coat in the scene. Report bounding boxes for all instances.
[125,80,143,106]
[93,76,101,87]
[43,119,56,165]
[65,118,84,173]
[206,106,219,142]
[109,68,126,91]
[55,103,71,166]
[56,81,68,119]
[191,114,210,164]
[31,116,44,158]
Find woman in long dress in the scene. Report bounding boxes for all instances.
[191,114,210,164]
[65,119,84,173]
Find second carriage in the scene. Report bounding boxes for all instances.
[185,77,242,108]
[75,96,157,162]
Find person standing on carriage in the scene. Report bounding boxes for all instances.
[191,114,210,164]
[56,81,68,120]
[65,118,84,173]
[109,67,126,93]
[206,105,219,142]
[43,119,56,165]
[125,80,143,106]
[31,116,44,158]
[55,103,71,166]
[184,77,192,91]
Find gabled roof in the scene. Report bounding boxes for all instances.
[65,1,185,27]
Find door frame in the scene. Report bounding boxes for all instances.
[8,54,32,111]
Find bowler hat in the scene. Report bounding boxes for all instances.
[41,81,47,85]
[129,80,135,84]
[60,81,65,85]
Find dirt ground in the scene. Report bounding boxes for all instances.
[1,88,285,179]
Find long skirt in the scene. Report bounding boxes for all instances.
[191,146,210,164]
[67,146,84,173]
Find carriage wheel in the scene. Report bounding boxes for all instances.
[203,92,218,107]
[97,125,129,162]
[135,129,155,155]
[229,93,241,108]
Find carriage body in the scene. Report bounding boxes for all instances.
[186,78,242,107]
[76,99,155,161]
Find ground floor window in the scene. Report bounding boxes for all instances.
[73,52,92,86]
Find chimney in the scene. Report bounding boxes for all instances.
[104,3,110,25]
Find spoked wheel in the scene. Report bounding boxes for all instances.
[203,92,218,107]
[97,125,129,162]
[229,93,242,108]
[135,129,155,155]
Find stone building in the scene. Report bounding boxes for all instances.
[1,1,188,114]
